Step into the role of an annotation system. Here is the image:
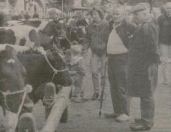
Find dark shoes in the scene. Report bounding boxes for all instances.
[130,118,153,131]
[91,93,99,100]
[104,113,120,118]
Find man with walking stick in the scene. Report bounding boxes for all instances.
[104,4,136,122]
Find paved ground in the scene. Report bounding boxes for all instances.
[0,51,171,132]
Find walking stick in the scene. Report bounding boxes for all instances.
[99,61,107,116]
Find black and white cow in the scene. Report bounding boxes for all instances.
[1,19,60,49]
[6,18,88,51]
[0,44,72,127]
[0,26,40,48]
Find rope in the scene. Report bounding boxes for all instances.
[0,85,33,132]
[57,30,73,46]
[43,53,68,80]
[0,87,32,112]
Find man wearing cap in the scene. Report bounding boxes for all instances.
[18,11,25,20]
[127,3,160,131]
[83,7,109,100]
[49,9,61,22]
[0,10,12,26]
[158,2,171,84]
[24,11,31,20]
[104,4,136,122]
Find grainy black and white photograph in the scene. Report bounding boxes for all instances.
[0,0,170,132]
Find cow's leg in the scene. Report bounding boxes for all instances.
[18,113,36,132]
[33,83,46,104]
[43,82,56,120]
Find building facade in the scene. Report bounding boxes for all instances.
[0,0,49,18]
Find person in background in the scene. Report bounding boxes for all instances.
[49,9,61,22]
[0,10,12,26]
[160,5,166,16]
[127,3,160,131]
[68,44,86,103]
[33,11,39,18]
[18,10,25,19]
[82,7,109,100]
[151,8,160,19]
[10,11,18,20]
[24,11,31,20]
[104,4,136,122]
[106,8,113,22]
[84,12,93,24]
[158,2,171,85]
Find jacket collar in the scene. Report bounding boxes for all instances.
[139,15,152,25]
[92,20,105,27]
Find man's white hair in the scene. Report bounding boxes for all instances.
[112,4,125,14]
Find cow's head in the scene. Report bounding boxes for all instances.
[55,18,67,39]
[0,45,26,92]
[66,20,88,45]
[40,18,66,38]
[47,46,72,86]
[56,18,88,51]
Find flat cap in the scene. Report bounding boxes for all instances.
[131,3,150,13]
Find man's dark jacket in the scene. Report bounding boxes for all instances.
[126,19,160,97]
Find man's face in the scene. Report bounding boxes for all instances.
[52,13,58,21]
[166,5,171,17]
[133,11,146,25]
[112,9,124,23]
[92,11,102,23]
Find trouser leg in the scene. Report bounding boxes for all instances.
[108,54,131,115]
[140,95,155,126]
[91,52,100,93]
[160,44,170,83]
[100,54,107,94]
[108,76,121,114]
[115,70,131,116]
[73,75,83,97]
[108,56,121,114]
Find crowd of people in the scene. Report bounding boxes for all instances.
[0,2,170,131]
[0,10,39,26]
[66,2,171,131]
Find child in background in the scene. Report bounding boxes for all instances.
[69,45,86,102]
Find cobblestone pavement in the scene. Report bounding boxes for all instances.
[0,51,171,132]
